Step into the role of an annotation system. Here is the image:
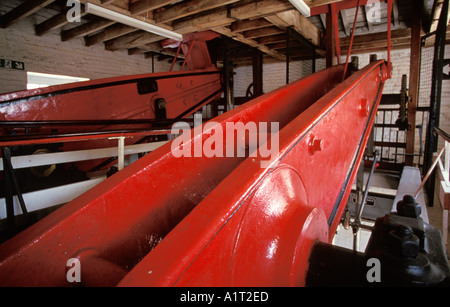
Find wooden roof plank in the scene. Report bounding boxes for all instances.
[231,19,273,33]
[85,23,138,46]
[153,0,241,24]
[130,0,179,16]
[61,18,116,41]
[1,0,56,28]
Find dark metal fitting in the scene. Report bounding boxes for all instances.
[396,194,422,219]
[388,225,420,259]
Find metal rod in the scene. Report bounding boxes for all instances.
[181,40,195,71]
[152,53,155,73]
[352,151,379,251]
[435,127,450,143]
[387,0,393,76]
[355,151,380,223]
[342,0,361,81]
[414,145,445,198]
[169,43,182,72]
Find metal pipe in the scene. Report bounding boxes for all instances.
[387,0,393,77]
[353,150,379,251]
[342,0,361,81]
[435,127,450,143]
[169,43,182,72]
[331,3,341,65]
[414,145,445,198]
[181,40,196,71]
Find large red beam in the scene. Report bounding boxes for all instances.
[0,60,389,287]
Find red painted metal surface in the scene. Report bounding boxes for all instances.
[0,68,221,125]
[0,31,222,171]
[0,60,389,287]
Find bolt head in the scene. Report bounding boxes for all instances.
[308,135,323,154]
[388,225,420,259]
[396,195,422,218]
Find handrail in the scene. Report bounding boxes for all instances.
[435,127,450,143]
[414,127,450,198]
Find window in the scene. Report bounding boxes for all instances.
[27,72,90,90]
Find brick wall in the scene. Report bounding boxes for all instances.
[232,46,450,164]
[234,49,412,97]
[0,0,173,94]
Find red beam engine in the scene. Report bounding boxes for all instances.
[0,56,390,285]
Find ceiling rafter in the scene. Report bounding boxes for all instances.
[153,0,241,24]
[0,0,56,28]
[35,4,88,36]
[85,23,138,46]
[129,0,179,16]
[61,18,115,41]
[0,0,419,65]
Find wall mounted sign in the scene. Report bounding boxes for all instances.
[0,59,25,70]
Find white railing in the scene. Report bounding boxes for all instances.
[435,127,450,247]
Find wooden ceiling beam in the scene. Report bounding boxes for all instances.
[0,0,56,28]
[85,23,138,46]
[61,18,115,41]
[231,19,273,33]
[153,0,240,24]
[243,27,284,39]
[130,0,179,16]
[128,47,148,55]
[340,28,411,46]
[104,30,162,51]
[340,29,412,52]
[258,34,287,45]
[305,0,350,7]
[230,0,293,20]
[172,9,234,34]
[213,26,285,61]
[264,10,322,47]
[267,40,303,50]
[35,6,88,36]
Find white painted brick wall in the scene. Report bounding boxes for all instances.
[0,0,173,94]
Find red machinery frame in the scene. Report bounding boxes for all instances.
[0,4,395,285]
[0,60,389,286]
